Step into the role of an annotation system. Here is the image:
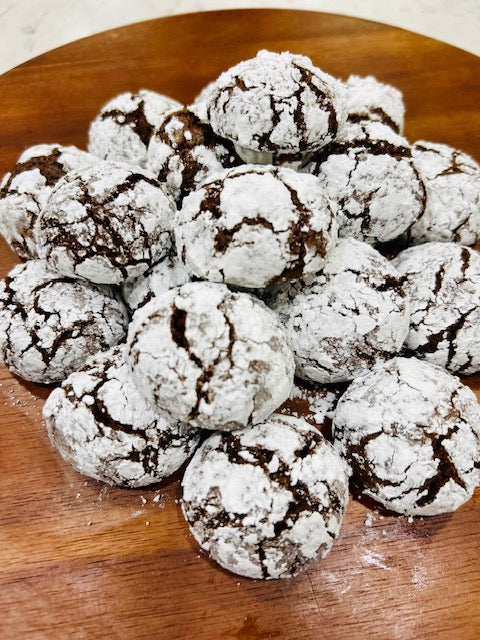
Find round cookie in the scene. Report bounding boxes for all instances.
[332,357,480,516]
[343,74,405,134]
[127,282,295,431]
[43,344,201,487]
[302,120,426,244]
[88,90,181,167]
[0,260,128,384]
[121,250,191,313]
[175,165,337,288]
[392,242,480,374]
[0,144,94,259]
[267,238,410,383]
[408,141,480,245]
[146,107,242,204]
[182,414,350,579]
[36,161,175,285]
[204,50,346,155]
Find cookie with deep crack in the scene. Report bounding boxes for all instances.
[0,144,95,259]
[204,50,346,156]
[267,238,410,383]
[121,249,191,313]
[302,120,426,244]
[332,357,480,516]
[182,414,350,579]
[146,107,242,204]
[407,141,480,245]
[342,75,405,134]
[88,90,181,167]
[36,161,175,285]
[127,282,295,431]
[0,260,128,383]
[43,344,201,487]
[392,242,480,374]
[175,165,337,288]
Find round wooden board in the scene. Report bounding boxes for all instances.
[0,9,479,640]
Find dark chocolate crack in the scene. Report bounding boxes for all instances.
[101,99,154,147]
[348,108,400,135]
[0,147,65,199]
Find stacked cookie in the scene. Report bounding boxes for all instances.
[0,49,479,581]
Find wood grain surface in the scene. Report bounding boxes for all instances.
[0,10,479,640]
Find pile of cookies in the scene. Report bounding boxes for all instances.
[1,50,479,581]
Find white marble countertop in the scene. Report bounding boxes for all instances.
[0,0,479,76]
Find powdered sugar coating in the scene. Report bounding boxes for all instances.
[205,50,346,154]
[302,120,426,244]
[392,242,480,374]
[182,414,350,579]
[36,161,175,285]
[408,141,480,245]
[127,282,295,431]
[43,344,201,487]
[343,75,405,134]
[88,90,181,167]
[333,357,480,516]
[147,108,242,204]
[267,238,410,383]
[175,165,338,288]
[0,144,94,259]
[121,250,191,313]
[0,260,128,383]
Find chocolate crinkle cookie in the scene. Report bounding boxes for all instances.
[175,165,337,288]
[121,249,191,313]
[36,161,175,285]
[0,144,94,259]
[146,107,242,205]
[392,242,480,374]
[342,74,405,134]
[88,89,181,167]
[182,414,350,579]
[0,260,128,384]
[267,238,410,383]
[407,141,480,245]
[333,357,480,516]
[43,344,201,487]
[127,282,295,431]
[204,50,346,156]
[302,120,426,244]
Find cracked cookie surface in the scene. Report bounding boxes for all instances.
[36,161,175,285]
[0,144,94,259]
[127,282,295,431]
[147,107,242,204]
[333,357,480,516]
[175,164,338,288]
[0,260,128,383]
[392,242,480,374]
[182,414,349,579]
[342,74,405,134]
[267,238,410,383]
[43,344,201,487]
[408,141,480,245]
[302,120,426,244]
[88,90,181,167]
[204,50,346,154]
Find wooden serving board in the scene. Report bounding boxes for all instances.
[0,10,479,640]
